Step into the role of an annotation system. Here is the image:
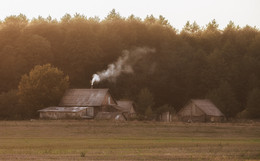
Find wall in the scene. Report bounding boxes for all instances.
[178,102,206,122]
[102,92,116,105]
[40,110,86,119]
[179,115,206,122]
[101,105,119,112]
[178,103,204,116]
[160,112,172,122]
[205,116,225,122]
[86,107,94,117]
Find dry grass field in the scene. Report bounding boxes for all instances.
[0,120,259,161]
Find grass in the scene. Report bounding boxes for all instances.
[0,120,259,160]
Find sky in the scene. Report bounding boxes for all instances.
[1,0,260,31]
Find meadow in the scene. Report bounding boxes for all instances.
[0,120,259,161]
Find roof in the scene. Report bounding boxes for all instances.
[116,101,135,113]
[59,88,116,107]
[38,106,89,113]
[191,99,224,116]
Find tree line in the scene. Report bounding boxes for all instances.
[0,10,259,119]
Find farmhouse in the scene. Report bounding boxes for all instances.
[177,99,225,122]
[38,88,120,119]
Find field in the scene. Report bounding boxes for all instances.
[0,120,260,161]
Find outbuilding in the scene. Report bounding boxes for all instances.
[177,99,225,122]
[115,100,136,119]
[38,107,93,119]
[159,111,172,122]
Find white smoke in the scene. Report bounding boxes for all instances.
[91,47,155,86]
[91,74,100,86]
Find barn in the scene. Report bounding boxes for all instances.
[38,88,120,119]
[177,99,225,122]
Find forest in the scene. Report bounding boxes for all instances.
[0,10,259,119]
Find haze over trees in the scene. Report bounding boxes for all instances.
[0,10,259,119]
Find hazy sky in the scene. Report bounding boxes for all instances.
[1,0,259,31]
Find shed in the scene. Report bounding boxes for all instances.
[38,88,119,119]
[38,107,93,119]
[115,100,136,118]
[159,111,172,122]
[177,99,225,122]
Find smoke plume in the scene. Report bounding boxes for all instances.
[91,47,155,86]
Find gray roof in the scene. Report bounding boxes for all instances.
[116,101,135,113]
[59,89,113,107]
[191,99,224,116]
[38,106,88,113]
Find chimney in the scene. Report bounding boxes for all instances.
[90,80,93,89]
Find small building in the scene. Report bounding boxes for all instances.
[159,111,172,122]
[38,88,119,119]
[177,99,225,122]
[115,100,136,119]
[38,107,93,119]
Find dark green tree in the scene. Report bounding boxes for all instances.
[18,64,69,117]
[156,104,175,115]
[0,12,259,119]
[206,81,240,118]
[182,21,200,34]
[0,90,20,119]
[105,9,123,21]
[145,106,154,120]
[246,88,260,118]
[135,88,155,118]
